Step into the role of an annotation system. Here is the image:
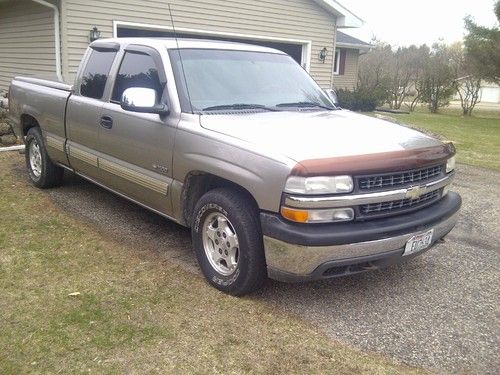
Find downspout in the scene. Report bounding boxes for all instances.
[31,0,63,82]
[330,17,338,89]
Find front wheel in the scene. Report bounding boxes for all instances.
[25,127,64,188]
[191,188,267,296]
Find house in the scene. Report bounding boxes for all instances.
[477,82,500,104]
[333,30,372,89]
[0,0,369,92]
[453,78,500,104]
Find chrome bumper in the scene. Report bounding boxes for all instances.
[264,210,459,280]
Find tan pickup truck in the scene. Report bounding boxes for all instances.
[8,38,461,295]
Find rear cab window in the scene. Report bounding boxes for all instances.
[80,49,117,99]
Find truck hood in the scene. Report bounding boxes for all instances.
[199,110,443,163]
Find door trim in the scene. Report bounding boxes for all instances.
[67,144,169,195]
[68,144,98,167]
[99,158,169,195]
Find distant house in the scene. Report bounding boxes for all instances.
[0,0,370,92]
[453,79,500,104]
[478,82,500,104]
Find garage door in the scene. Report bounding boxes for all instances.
[117,27,303,65]
[480,86,500,104]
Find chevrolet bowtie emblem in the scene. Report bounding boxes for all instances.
[406,186,427,200]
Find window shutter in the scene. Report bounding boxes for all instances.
[339,50,347,75]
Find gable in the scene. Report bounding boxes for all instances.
[311,0,364,28]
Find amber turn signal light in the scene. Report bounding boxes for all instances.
[280,207,309,223]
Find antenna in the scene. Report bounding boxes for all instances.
[168,3,194,114]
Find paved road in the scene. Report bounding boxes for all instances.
[11,156,499,374]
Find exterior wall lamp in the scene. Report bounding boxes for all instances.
[89,26,101,42]
[319,47,328,63]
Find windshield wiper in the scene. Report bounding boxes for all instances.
[276,101,336,110]
[202,103,278,112]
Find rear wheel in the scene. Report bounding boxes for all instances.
[25,127,63,188]
[191,188,267,295]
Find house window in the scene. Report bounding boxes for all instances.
[333,50,340,75]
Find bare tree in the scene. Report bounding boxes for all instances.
[448,42,482,115]
[406,81,425,112]
[454,75,481,115]
[418,43,456,113]
[387,46,424,109]
[354,41,393,108]
[357,42,392,96]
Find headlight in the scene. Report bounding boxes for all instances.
[284,175,353,195]
[281,206,354,223]
[446,156,455,173]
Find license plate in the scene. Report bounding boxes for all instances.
[404,229,434,256]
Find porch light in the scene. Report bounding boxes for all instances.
[89,26,101,42]
[319,47,328,63]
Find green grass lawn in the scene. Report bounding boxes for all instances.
[0,153,423,374]
[379,107,500,171]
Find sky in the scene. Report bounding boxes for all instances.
[340,0,498,47]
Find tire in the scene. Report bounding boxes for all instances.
[25,127,64,188]
[191,188,267,296]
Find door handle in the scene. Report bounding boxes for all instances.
[100,115,113,129]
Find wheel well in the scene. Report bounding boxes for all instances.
[21,114,39,136]
[182,172,259,227]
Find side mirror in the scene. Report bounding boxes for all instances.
[120,87,169,115]
[324,88,339,106]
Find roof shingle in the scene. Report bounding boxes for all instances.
[336,31,371,48]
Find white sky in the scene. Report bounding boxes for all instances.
[340,0,498,47]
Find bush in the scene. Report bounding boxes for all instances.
[337,88,384,112]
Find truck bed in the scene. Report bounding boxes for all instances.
[13,76,72,92]
[9,76,72,142]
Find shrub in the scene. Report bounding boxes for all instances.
[336,88,384,112]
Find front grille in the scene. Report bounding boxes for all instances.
[359,189,441,218]
[357,165,443,191]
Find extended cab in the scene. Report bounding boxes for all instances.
[8,38,461,295]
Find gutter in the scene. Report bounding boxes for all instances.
[336,42,372,52]
[330,18,338,89]
[31,0,63,82]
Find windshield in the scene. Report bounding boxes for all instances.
[168,48,335,113]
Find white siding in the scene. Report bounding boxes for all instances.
[0,0,58,91]
[64,0,338,87]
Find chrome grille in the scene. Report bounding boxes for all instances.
[357,165,443,191]
[359,190,441,217]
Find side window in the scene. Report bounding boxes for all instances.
[80,50,117,99]
[111,52,163,103]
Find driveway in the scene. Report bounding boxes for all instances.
[11,156,499,374]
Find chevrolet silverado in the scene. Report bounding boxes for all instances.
[8,38,461,295]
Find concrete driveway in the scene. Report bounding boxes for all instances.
[12,156,499,374]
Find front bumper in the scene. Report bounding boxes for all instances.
[261,192,461,282]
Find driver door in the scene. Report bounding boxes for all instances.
[98,45,177,215]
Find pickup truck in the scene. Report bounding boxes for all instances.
[8,38,461,295]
